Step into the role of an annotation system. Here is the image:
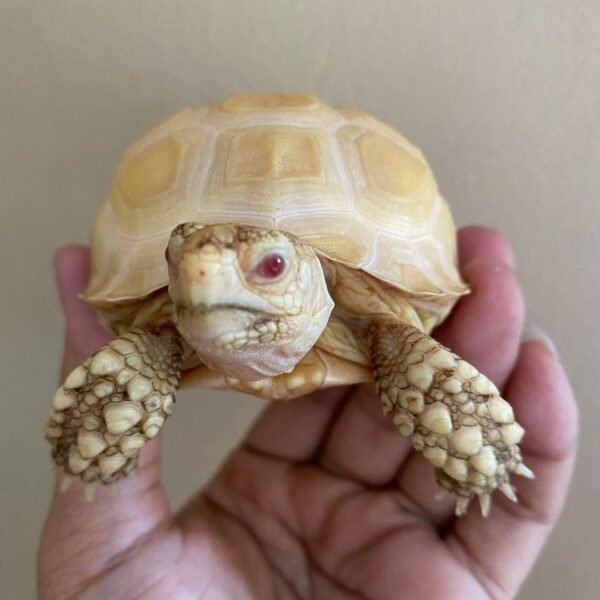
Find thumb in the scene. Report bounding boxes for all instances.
[39,247,172,595]
[53,245,110,378]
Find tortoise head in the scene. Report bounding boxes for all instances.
[167,223,334,380]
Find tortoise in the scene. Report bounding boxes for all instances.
[45,92,532,516]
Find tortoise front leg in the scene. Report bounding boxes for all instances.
[45,327,183,485]
[368,320,533,516]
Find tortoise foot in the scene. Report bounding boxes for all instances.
[369,320,534,517]
[45,328,182,484]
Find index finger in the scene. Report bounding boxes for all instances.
[39,246,172,594]
[446,340,577,597]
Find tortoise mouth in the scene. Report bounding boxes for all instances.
[187,302,276,319]
[173,300,298,379]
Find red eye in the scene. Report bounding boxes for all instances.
[254,253,286,280]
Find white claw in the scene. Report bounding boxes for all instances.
[500,482,518,502]
[478,493,491,517]
[455,495,471,516]
[59,474,73,492]
[514,463,535,479]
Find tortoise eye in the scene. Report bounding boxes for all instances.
[253,253,286,281]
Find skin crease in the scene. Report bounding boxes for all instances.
[38,227,578,600]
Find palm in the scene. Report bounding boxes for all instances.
[191,410,498,599]
[39,228,577,600]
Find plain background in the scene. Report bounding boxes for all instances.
[1,2,598,598]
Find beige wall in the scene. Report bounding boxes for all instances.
[1,2,598,597]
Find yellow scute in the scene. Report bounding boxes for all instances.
[357,132,434,202]
[219,92,321,111]
[225,129,324,182]
[303,233,367,266]
[117,136,182,205]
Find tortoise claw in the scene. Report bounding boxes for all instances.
[515,463,535,479]
[500,482,518,502]
[478,493,491,517]
[455,495,471,516]
[59,474,73,492]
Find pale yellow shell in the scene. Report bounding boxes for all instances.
[84,93,467,307]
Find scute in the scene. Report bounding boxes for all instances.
[109,115,215,239]
[225,128,324,182]
[219,92,322,112]
[356,132,435,204]
[84,93,467,312]
[118,136,182,205]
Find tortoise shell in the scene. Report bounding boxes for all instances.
[84,93,467,309]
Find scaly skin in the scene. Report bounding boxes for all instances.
[369,320,533,515]
[45,328,183,484]
[167,223,333,381]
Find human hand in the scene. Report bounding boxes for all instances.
[38,227,577,599]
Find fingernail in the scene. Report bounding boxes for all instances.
[522,324,560,361]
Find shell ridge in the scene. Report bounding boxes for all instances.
[188,127,218,214]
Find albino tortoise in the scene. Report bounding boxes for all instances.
[45,93,532,516]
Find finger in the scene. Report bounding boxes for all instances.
[244,387,350,461]
[317,384,413,485]
[54,246,96,324]
[436,254,525,390]
[394,453,457,524]
[396,230,525,521]
[52,245,166,496]
[54,246,111,378]
[458,225,516,269]
[39,437,172,596]
[446,340,577,597]
[41,247,172,584]
[54,245,108,348]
